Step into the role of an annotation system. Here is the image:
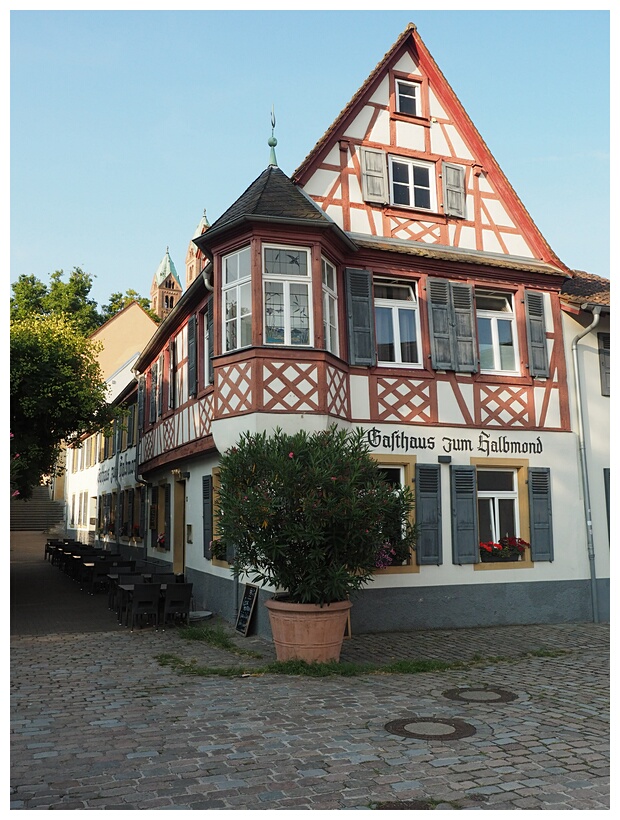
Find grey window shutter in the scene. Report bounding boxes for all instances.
[525,291,549,378]
[168,340,176,408]
[451,283,477,373]
[149,363,157,423]
[427,279,454,370]
[202,475,213,559]
[157,354,164,417]
[127,488,134,534]
[598,332,610,397]
[150,486,158,548]
[188,314,198,397]
[450,465,479,564]
[528,467,553,561]
[206,298,214,385]
[137,376,145,432]
[415,464,442,565]
[442,162,466,218]
[360,147,388,204]
[345,268,376,366]
[164,483,171,551]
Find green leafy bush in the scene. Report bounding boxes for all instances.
[217,426,416,605]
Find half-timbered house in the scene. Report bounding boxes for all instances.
[126,23,608,633]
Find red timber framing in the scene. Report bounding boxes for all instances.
[293,24,569,273]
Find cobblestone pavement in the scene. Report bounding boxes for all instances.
[11,533,610,810]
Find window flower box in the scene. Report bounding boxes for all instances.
[479,536,529,563]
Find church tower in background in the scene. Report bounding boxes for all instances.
[150,248,182,320]
[185,210,210,289]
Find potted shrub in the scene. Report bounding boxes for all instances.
[216,425,416,662]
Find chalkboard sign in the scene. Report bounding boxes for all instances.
[235,584,258,636]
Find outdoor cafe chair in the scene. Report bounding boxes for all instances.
[126,583,161,631]
[110,572,146,617]
[161,583,193,629]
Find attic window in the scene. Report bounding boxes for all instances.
[396,80,421,117]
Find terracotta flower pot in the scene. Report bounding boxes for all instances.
[265,598,352,663]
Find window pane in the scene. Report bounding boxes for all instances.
[264,247,308,276]
[477,317,494,369]
[397,83,417,116]
[498,319,515,370]
[225,289,237,320]
[290,283,310,345]
[240,314,252,347]
[392,162,409,184]
[398,308,418,363]
[225,255,238,284]
[265,282,284,344]
[238,246,251,279]
[477,470,514,492]
[413,165,429,187]
[376,306,395,362]
[393,184,410,206]
[498,498,516,540]
[225,318,237,351]
[477,498,494,542]
[378,467,402,487]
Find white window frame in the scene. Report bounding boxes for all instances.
[395,79,421,117]
[374,280,423,368]
[388,156,437,211]
[476,290,519,374]
[321,257,339,356]
[222,246,252,353]
[263,244,313,347]
[477,468,520,543]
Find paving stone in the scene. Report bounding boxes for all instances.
[9,534,610,811]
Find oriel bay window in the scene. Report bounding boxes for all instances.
[263,245,311,346]
[223,246,252,352]
[374,280,422,366]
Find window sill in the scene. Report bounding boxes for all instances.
[474,556,533,571]
[391,112,430,127]
[374,562,419,575]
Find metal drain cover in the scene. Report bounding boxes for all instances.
[442,686,518,703]
[385,716,476,740]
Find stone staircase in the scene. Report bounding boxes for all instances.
[10,485,65,532]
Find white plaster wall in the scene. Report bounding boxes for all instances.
[393,52,420,75]
[500,232,535,258]
[304,168,340,198]
[368,109,390,144]
[395,120,426,151]
[344,106,374,140]
[349,374,371,420]
[369,75,389,106]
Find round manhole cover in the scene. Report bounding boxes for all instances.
[385,716,476,740]
[442,686,518,704]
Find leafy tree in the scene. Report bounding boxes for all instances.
[10,268,103,334]
[101,289,160,324]
[10,314,116,499]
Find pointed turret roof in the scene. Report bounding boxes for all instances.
[192,210,210,239]
[193,165,355,254]
[153,247,181,287]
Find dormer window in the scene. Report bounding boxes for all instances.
[396,79,421,117]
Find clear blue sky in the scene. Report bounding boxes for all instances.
[10,8,611,309]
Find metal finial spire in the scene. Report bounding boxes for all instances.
[268,105,278,167]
